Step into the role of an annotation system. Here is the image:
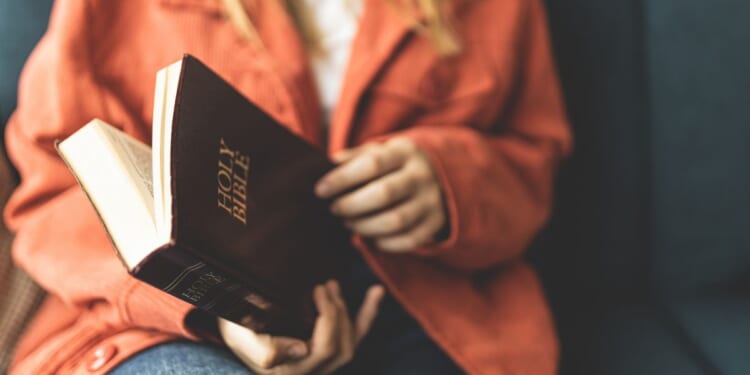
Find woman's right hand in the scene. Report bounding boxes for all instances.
[218,281,384,375]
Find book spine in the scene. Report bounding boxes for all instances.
[133,246,311,338]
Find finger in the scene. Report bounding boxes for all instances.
[309,284,341,360]
[219,319,308,370]
[346,195,427,237]
[375,202,446,253]
[331,143,376,164]
[315,145,408,199]
[326,280,347,313]
[284,285,342,375]
[355,285,385,344]
[326,280,354,363]
[314,283,379,375]
[330,169,418,218]
[262,337,309,369]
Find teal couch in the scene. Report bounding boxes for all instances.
[0,0,51,374]
[2,0,749,374]
[534,0,750,374]
[0,0,53,125]
[0,1,54,372]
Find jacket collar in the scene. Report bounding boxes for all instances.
[329,0,423,151]
[158,0,224,13]
[156,0,466,17]
[156,0,467,151]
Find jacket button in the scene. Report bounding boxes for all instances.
[87,344,118,372]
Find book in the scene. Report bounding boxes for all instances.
[56,54,350,339]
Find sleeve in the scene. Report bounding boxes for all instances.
[391,0,573,271]
[4,0,201,338]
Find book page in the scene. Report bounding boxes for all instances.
[100,125,155,220]
[152,60,182,241]
[112,132,153,197]
[57,120,161,270]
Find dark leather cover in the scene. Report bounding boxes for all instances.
[133,55,350,339]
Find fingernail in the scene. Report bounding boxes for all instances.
[327,280,339,294]
[374,285,386,299]
[289,343,308,358]
[315,285,326,298]
[316,182,330,197]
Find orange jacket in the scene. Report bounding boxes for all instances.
[5,0,571,374]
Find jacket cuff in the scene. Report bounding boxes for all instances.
[120,280,202,341]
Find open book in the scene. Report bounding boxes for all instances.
[57,55,349,339]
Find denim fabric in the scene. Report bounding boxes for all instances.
[111,331,463,375]
[110,341,252,375]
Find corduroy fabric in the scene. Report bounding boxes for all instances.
[0,142,45,375]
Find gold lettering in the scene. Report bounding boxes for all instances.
[235,154,250,173]
[218,138,235,174]
[217,167,233,190]
[218,159,233,176]
[232,180,246,204]
[216,138,251,225]
[217,164,233,215]
[233,170,247,186]
[218,138,235,159]
[232,205,246,224]
[217,187,232,215]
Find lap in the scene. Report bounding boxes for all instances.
[112,254,464,374]
[337,324,464,375]
[110,327,463,375]
[109,341,252,375]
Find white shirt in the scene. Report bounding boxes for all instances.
[300,0,363,126]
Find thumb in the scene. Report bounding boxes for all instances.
[218,318,308,369]
[355,285,386,344]
[261,337,309,368]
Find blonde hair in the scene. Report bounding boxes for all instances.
[221,0,460,56]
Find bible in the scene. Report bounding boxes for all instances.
[56,54,349,339]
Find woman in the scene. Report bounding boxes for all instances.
[5,0,571,374]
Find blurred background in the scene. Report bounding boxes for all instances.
[532,0,750,374]
[1,0,749,374]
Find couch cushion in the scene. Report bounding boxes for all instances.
[540,0,750,297]
[0,0,54,125]
[0,0,54,372]
[647,0,750,297]
[559,303,709,375]
[537,0,653,304]
[667,297,750,375]
[0,142,45,374]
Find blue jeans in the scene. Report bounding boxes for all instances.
[111,252,463,374]
[110,328,462,375]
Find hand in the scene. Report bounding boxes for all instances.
[219,281,384,375]
[316,137,447,253]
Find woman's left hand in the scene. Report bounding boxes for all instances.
[315,137,446,253]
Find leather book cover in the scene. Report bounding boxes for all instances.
[133,55,351,339]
